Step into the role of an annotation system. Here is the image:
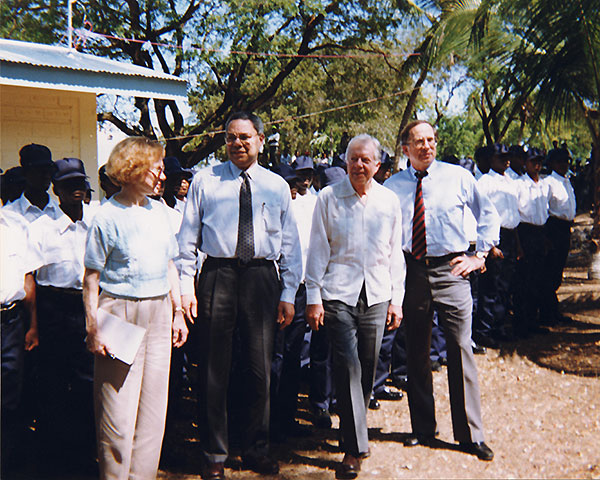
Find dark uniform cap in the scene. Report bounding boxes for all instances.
[19,144,54,168]
[332,153,347,170]
[272,163,298,182]
[380,151,393,168]
[491,143,509,155]
[546,148,571,164]
[526,147,545,162]
[508,145,526,157]
[164,156,193,180]
[1,166,26,185]
[52,158,87,182]
[293,155,314,171]
[322,166,346,187]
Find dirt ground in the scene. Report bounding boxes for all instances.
[157,214,600,480]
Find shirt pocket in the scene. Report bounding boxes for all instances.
[262,203,281,233]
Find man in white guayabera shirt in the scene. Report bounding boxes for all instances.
[305,134,405,479]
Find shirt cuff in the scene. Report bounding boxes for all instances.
[279,288,297,305]
[180,275,195,297]
[305,286,323,306]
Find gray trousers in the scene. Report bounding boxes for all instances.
[403,253,485,443]
[324,287,388,456]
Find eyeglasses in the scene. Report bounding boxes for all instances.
[408,138,437,148]
[225,133,257,145]
[147,166,165,179]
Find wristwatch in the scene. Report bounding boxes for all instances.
[475,251,488,259]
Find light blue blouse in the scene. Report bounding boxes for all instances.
[84,197,178,299]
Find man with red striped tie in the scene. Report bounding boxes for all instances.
[384,120,499,462]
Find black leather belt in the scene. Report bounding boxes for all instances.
[37,285,82,295]
[404,251,463,268]
[1,300,23,323]
[1,300,20,312]
[206,256,274,268]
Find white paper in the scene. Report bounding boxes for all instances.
[97,308,146,365]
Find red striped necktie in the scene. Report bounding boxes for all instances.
[412,170,428,260]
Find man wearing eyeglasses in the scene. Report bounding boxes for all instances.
[177,111,302,480]
[384,120,499,462]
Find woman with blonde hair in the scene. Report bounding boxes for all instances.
[83,136,188,479]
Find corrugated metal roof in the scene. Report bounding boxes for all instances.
[0,38,188,100]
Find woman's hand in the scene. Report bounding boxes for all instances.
[86,327,111,358]
[172,311,188,348]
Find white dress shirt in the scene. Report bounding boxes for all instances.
[2,193,61,223]
[291,192,317,281]
[0,210,43,304]
[384,160,500,255]
[174,197,186,214]
[29,205,96,290]
[305,176,405,308]
[477,170,520,230]
[546,171,576,221]
[177,161,302,302]
[506,168,522,181]
[517,174,551,226]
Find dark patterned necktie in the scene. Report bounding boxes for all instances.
[412,170,428,260]
[235,171,254,262]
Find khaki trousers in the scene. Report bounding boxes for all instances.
[94,292,172,480]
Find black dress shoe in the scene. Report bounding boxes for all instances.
[471,342,487,355]
[403,434,436,447]
[392,375,408,390]
[368,395,380,410]
[431,360,442,371]
[374,386,404,401]
[460,441,494,461]
[242,455,279,475]
[439,356,448,366]
[283,420,312,437]
[337,453,361,479]
[313,407,332,428]
[204,461,225,480]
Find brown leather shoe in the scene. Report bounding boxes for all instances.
[337,453,361,479]
[204,460,225,480]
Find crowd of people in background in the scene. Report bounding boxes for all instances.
[0,112,584,480]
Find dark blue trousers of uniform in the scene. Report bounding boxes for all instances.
[475,227,518,342]
[542,216,572,322]
[514,223,547,336]
[1,301,26,473]
[309,323,335,412]
[271,283,307,432]
[36,286,95,468]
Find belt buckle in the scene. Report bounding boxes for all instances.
[236,258,249,268]
[1,301,16,312]
[424,257,432,267]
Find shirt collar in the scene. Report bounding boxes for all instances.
[56,205,91,234]
[228,160,260,180]
[408,158,438,180]
[551,171,567,181]
[489,169,505,179]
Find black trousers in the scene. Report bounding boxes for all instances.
[514,223,547,335]
[542,217,572,320]
[475,227,518,340]
[271,283,306,431]
[195,257,280,463]
[35,286,95,465]
[1,301,26,472]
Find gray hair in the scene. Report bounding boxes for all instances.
[345,134,382,163]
